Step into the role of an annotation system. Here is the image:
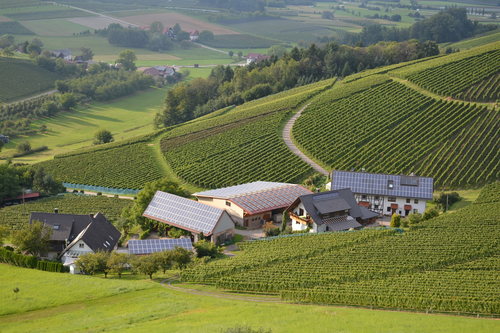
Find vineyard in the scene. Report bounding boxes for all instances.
[181,184,500,315]
[0,194,132,230]
[293,78,498,189]
[37,143,164,189]
[406,49,500,101]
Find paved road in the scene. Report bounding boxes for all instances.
[282,104,329,176]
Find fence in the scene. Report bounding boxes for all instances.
[63,183,140,196]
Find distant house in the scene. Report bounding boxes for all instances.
[143,191,234,244]
[30,211,121,274]
[194,181,312,229]
[142,65,176,79]
[128,238,193,255]
[246,53,270,65]
[2,191,40,206]
[51,49,72,61]
[287,188,378,233]
[330,170,434,217]
[189,30,200,41]
[0,135,9,144]
[164,27,176,39]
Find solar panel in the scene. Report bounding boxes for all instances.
[128,238,193,255]
[143,191,224,235]
[400,175,419,186]
[194,181,292,199]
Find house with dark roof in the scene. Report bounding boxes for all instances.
[330,171,434,217]
[50,49,72,61]
[30,211,121,273]
[287,188,378,233]
[194,181,312,229]
[142,65,176,79]
[143,191,234,244]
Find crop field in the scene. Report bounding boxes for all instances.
[20,18,90,36]
[199,34,278,49]
[1,266,497,333]
[0,56,61,102]
[442,31,500,50]
[4,9,92,21]
[0,20,33,34]
[182,184,500,315]
[0,194,132,230]
[1,87,167,163]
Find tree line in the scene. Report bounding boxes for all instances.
[155,39,439,127]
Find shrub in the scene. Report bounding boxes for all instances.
[194,240,222,258]
[407,212,422,225]
[263,222,280,237]
[423,207,440,220]
[434,192,461,211]
[390,213,401,228]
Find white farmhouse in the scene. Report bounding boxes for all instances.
[287,188,378,233]
[330,170,434,217]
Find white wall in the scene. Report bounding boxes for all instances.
[382,196,427,217]
[65,240,93,256]
[197,197,245,225]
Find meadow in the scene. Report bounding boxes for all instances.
[0,264,498,333]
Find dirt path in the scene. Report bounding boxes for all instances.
[282,104,329,176]
[160,278,283,303]
[7,89,58,104]
[51,2,139,27]
[193,42,229,55]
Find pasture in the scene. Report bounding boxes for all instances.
[0,264,497,333]
[20,18,90,36]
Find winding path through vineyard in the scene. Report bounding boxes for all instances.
[282,104,329,176]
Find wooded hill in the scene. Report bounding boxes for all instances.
[36,42,499,190]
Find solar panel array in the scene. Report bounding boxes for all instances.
[143,191,224,235]
[230,184,312,215]
[128,238,193,255]
[194,181,293,199]
[331,171,433,200]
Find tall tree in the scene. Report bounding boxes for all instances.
[11,220,52,257]
[0,164,21,201]
[117,50,137,71]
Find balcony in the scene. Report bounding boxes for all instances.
[289,212,311,225]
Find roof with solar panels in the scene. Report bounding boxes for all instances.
[331,171,433,200]
[128,238,193,255]
[143,191,232,236]
[193,181,312,215]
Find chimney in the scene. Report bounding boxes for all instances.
[54,208,59,214]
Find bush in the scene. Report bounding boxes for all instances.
[17,141,31,153]
[37,260,66,272]
[390,213,401,228]
[423,208,440,220]
[434,192,461,211]
[407,212,422,225]
[194,240,222,258]
[263,222,280,237]
[0,247,37,268]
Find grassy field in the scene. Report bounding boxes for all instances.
[1,87,167,163]
[20,18,91,36]
[442,30,500,50]
[0,264,498,333]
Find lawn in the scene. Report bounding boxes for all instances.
[0,264,498,333]
[20,18,91,36]
[1,87,168,163]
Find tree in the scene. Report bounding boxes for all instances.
[172,23,182,35]
[133,255,159,279]
[407,212,422,225]
[117,50,137,71]
[17,141,31,153]
[11,220,52,257]
[322,11,334,20]
[199,30,214,42]
[79,47,94,61]
[390,213,401,228]
[94,129,114,145]
[150,21,164,34]
[228,50,234,57]
[194,240,222,258]
[93,251,111,277]
[76,252,100,275]
[59,93,77,110]
[170,247,192,269]
[267,45,286,58]
[32,167,65,195]
[0,225,10,246]
[107,252,129,278]
[341,62,352,77]
[0,140,3,152]
[0,164,21,201]
[423,207,439,220]
[153,250,173,273]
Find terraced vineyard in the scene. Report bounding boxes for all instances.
[406,48,500,101]
[0,194,132,230]
[182,183,500,315]
[38,143,164,189]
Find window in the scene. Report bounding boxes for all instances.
[413,209,418,213]
[388,197,396,202]
[387,207,391,212]
[79,243,84,249]
[375,196,380,200]
[406,198,410,204]
[374,205,379,209]
[225,201,231,207]
[414,199,419,204]
[53,225,60,230]
[387,180,394,190]
[295,220,300,225]
[361,195,367,200]
[299,208,304,216]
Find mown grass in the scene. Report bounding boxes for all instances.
[0,264,498,333]
[20,18,91,36]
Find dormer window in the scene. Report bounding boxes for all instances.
[388,180,394,190]
[79,243,84,248]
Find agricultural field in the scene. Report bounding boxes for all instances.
[182,183,500,315]
[199,34,278,49]
[1,265,497,333]
[0,56,62,102]
[0,194,132,230]
[442,30,500,50]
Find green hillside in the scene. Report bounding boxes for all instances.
[35,42,499,190]
[0,56,62,102]
[182,183,500,315]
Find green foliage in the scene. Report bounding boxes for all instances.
[434,192,462,211]
[422,207,440,220]
[31,167,65,195]
[94,129,114,145]
[153,250,173,274]
[390,214,401,228]
[59,93,77,110]
[117,50,137,71]
[132,254,159,279]
[36,260,66,272]
[407,212,422,225]
[11,220,52,257]
[222,327,272,333]
[475,182,499,205]
[107,252,129,278]
[76,252,102,275]
[0,247,37,268]
[194,240,222,258]
[170,246,192,270]
[0,164,21,202]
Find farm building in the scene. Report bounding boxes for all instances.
[189,30,200,41]
[330,171,434,217]
[142,65,176,78]
[128,238,193,255]
[246,53,270,65]
[0,134,9,144]
[194,181,312,229]
[50,49,72,61]
[143,191,234,244]
[30,211,121,274]
[287,188,378,233]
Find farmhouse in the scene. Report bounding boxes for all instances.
[30,211,121,273]
[194,181,312,229]
[0,134,9,144]
[143,191,234,244]
[142,65,176,78]
[246,53,270,65]
[330,170,434,217]
[128,238,193,255]
[50,49,72,61]
[189,30,200,41]
[288,188,378,233]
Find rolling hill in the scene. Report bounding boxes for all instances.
[35,42,499,190]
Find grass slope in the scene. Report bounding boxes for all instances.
[0,264,498,332]
[0,56,61,102]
